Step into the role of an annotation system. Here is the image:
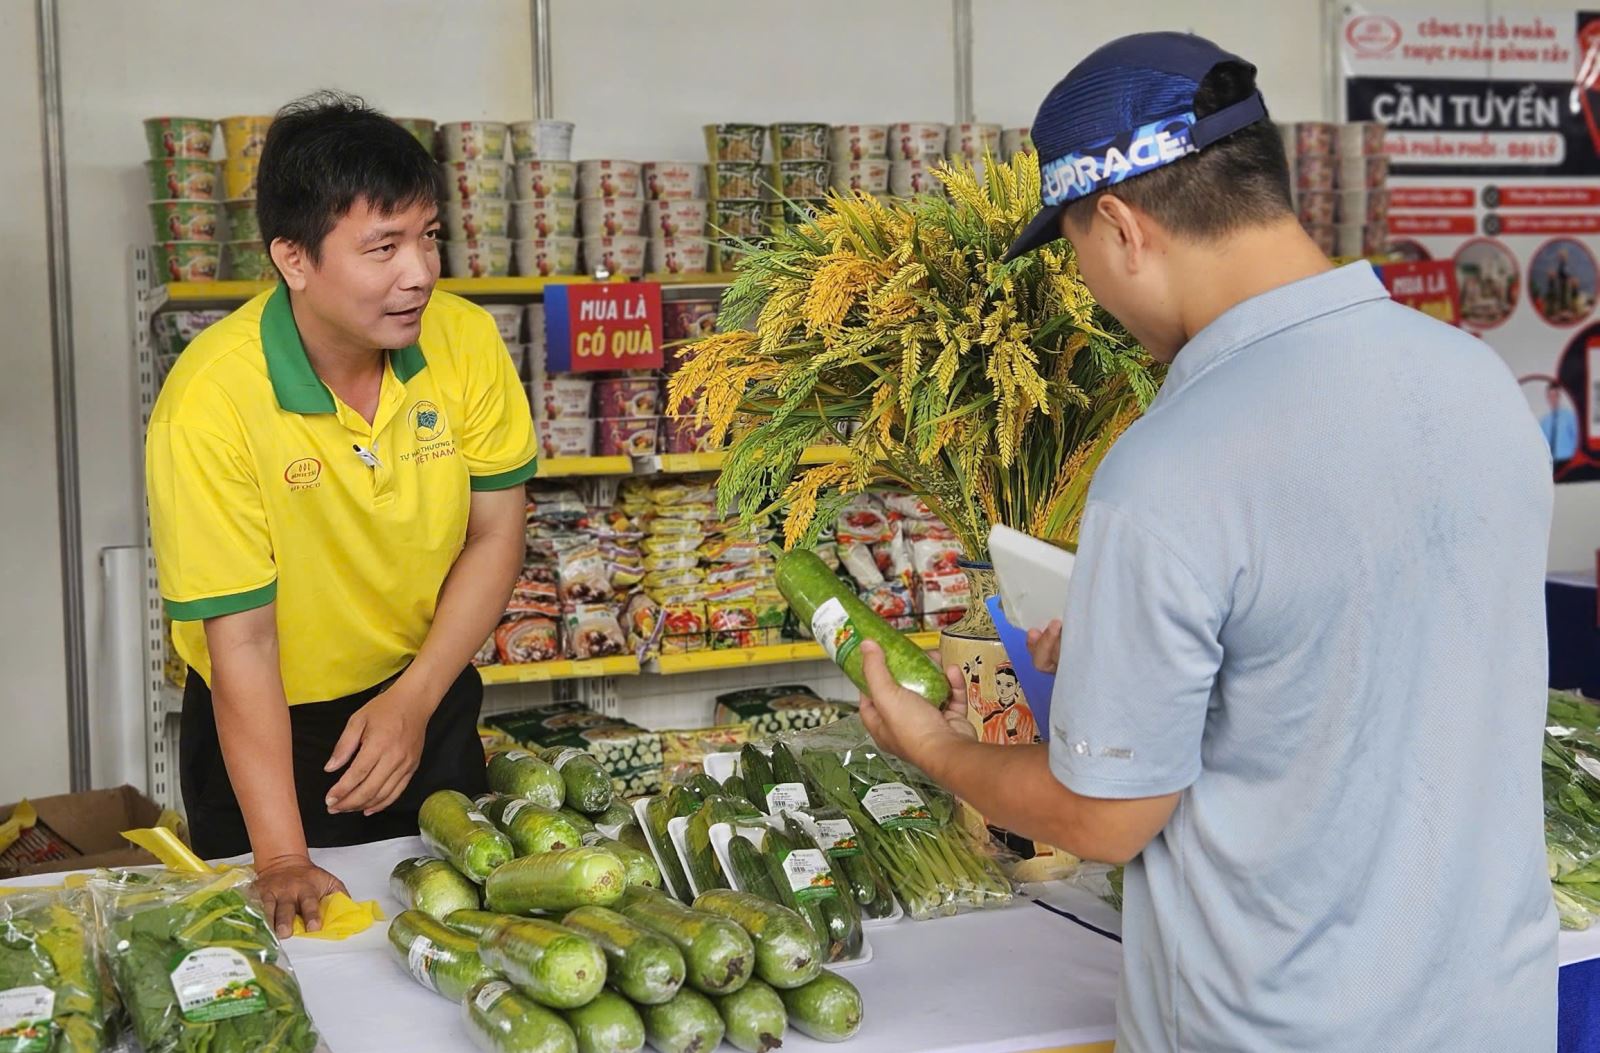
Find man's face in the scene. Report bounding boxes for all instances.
[1549,385,1563,411]
[1060,205,1183,362]
[294,197,441,350]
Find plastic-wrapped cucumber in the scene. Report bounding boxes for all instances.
[582,832,663,890]
[588,801,639,835]
[387,909,495,1001]
[776,548,949,704]
[488,748,566,808]
[560,808,598,836]
[686,774,723,801]
[644,790,698,902]
[447,909,520,940]
[757,823,833,955]
[477,918,607,1010]
[739,746,775,813]
[561,990,644,1053]
[616,888,753,996]
[419,789,515,883]
[537,746,614,814]
[711,978,788,1053]
[779,969,862,1042]
[390,855,481,919]
[485,848,628,915]
[802,806,895,919]
[693,889,821,989]
[686,795,759,894]
[614,824,652,855]
[726,835,782,903]
[637,986,726,1053]
[560,906,685,1005]
[480,794,584,856]
[780,813,862,960]
[462,978,578,1053]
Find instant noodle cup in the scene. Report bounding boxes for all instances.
[392,117,436,151]
[946,122,1002,162]
[1336,223,1388,258]
[224,199,260,241]
[710,162,764,201]
[769,199,826,229]
[1001,127,1033,157]
[831,159,890,194]
[774,161,830,199]
[224,241,272,281]
[1338,121,1386,157]
[511,119,575,161]
[1292,155,1334,193]
[1338,188,1390,225]
[582,235,647,278]
[598,417,658,456]
[579,197,645,238]
[889,122,948,161]
[444,198,510,240]
[483,304,524,343]
[709,200,765,238]
[532,378,594,421]
[1296,191,1337,226]
[513,237,580,277]
[831,124,888,161]
[645,199,708,238]
[662,415,718,453]
[595,376,660,419]
[513,198,579,238]
[443,238,511,278]
[441,161,509,203]
[143,117,214,160]
[510,160,577,200]
[644,162,708,201]
[1286,121,1336,157]
[152,241,221,283]
[704,124,766,162]
[538,418,594,458]
[148,200,221,242]
[770,123,829,161]
[890,159,938,197]
[1337,154,1389,190]
[219,115,272,159]
[146,159,221,201]
[222,158,260,200]
[578,160,643,200]
[663,300,717,343]
[437,121,508,162]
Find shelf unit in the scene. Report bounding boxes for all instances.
[477,655,641,686]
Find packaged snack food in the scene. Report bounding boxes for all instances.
[565,605,628,660]
[496,618,560,663]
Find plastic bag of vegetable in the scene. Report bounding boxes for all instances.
[88,868,326,1053]
[0,886,108,1052]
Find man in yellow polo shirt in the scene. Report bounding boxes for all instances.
[146,92,534,936]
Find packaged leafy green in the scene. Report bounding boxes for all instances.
[0,887,106,1052]
[89,869,325,1053]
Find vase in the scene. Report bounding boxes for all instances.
[938,560,1071,876]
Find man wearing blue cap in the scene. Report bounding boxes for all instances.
[856,31,1555,1051]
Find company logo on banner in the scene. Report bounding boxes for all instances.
[543,283,664,373]
[1342,6,1600,482]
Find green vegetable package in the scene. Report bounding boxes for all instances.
[88,869,325,1053]
[0,887,106,1052]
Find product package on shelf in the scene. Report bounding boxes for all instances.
[486,702,663,798]
[659,725,752,790]
[1279,120,1390,259]
[713,685,849,738]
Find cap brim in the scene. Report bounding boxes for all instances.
[1002,202,1066,262]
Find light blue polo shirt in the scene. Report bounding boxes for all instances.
[1050,263,1557,1051]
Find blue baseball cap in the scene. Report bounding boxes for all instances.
[1003,32,1268,261]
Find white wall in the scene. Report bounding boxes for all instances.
[0,2,71,801]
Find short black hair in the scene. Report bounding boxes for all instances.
[256,90,442,264]
[1064,60,1293,239]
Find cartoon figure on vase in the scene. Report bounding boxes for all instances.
[978,662,1040,747]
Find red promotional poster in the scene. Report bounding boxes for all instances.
[542,283,664,373]
[1377,259,1461,325]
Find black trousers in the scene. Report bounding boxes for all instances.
[180,664,488,859]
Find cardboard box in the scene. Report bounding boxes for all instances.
[0,785,181,878]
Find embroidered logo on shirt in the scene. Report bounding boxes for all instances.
[410,401,446,441]
[283,457,322,491]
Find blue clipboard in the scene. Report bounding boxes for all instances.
[986,594,1055,742]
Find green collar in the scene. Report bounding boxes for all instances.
[259,283,427,413]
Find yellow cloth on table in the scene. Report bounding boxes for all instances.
[120,826,383,940]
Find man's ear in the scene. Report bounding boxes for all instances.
[270,238,310,291]
[1097,195,1147,270]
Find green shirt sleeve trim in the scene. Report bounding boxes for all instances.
[164,581,277,621]
[469,455,540,491]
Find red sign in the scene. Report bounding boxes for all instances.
[1377,260,1461,327]
[1494,214,1600,235]
[1389,187,1476,209]
[1389,213,1478,235]
[1495,186,1600,208]
[543,283,664,373]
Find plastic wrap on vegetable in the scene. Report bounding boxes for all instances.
[496,617,560,664]
[0,886,107,1053]
[563,605,626,660]
[89,869,326,1053]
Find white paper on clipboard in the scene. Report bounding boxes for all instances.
[988,523,1075,633]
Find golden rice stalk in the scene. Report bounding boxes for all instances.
[780,462,855,549]
[803,253,880,335]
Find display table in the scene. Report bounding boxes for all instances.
[15,834,1600,1051]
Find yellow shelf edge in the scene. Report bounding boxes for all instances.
[653,630,941,675]
[536,455,634,478]
[165,279,271,302]
[478,655,640,685]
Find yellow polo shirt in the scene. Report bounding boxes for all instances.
[146,284,537,704]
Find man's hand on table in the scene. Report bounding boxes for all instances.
[324,683,435,816]
[256,853,346,938]
[857,640,977,769]
[1026,619,1063,674]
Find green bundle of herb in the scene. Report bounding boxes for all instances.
[797,748,1011,920]
[0,887,105,1052]
[89,870,322,1053]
